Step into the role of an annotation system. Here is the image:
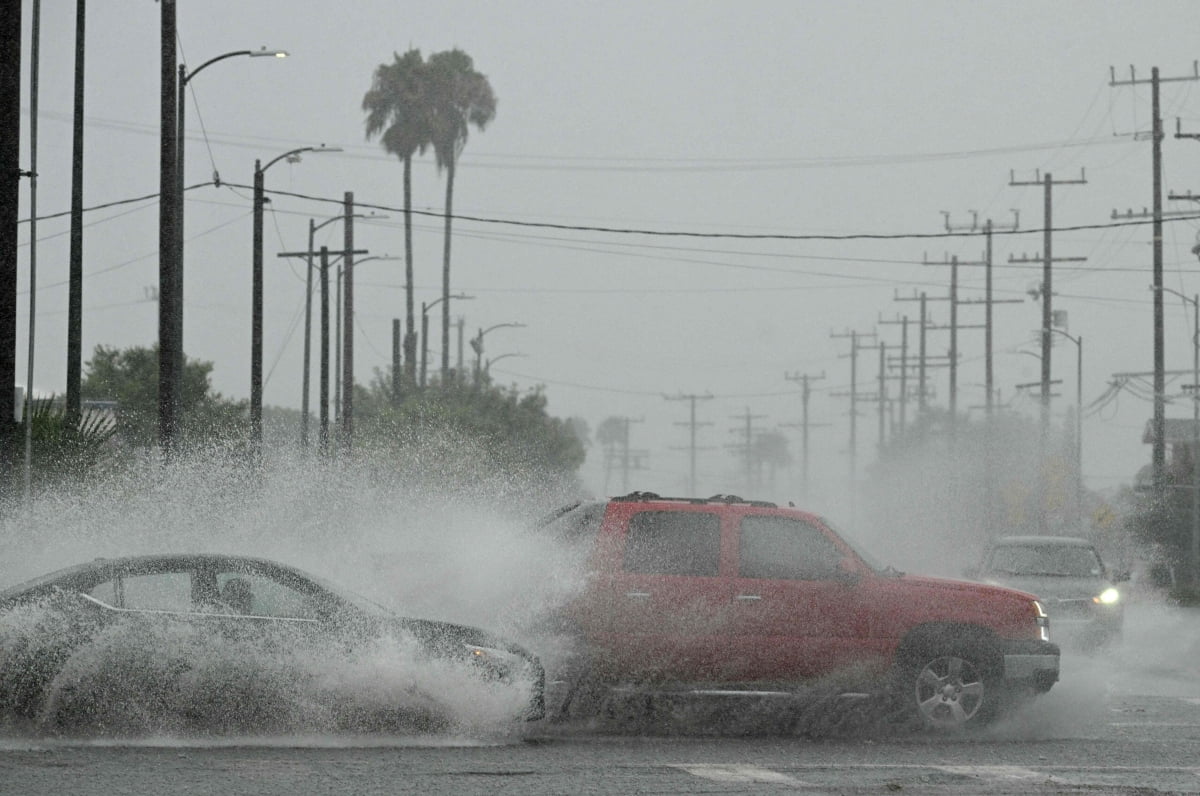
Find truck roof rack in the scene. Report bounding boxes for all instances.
[611,491,777,508]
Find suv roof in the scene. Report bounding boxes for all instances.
[610,491,780,508]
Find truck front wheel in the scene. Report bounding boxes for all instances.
[903,647,1003,730]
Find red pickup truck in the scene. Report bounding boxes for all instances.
[538,493,1059,730]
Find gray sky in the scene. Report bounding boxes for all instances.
[15,1,1200,502]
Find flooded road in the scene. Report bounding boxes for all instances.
[3,602,1198,794]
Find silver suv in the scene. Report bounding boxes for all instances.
[969,536,1124,652]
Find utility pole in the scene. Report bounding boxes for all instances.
[783,372,825,499]
[664,393,713,496]
[65,0,85,424]
[157,0,179,454]
[455,316,465,380]
[392,318,401,406]
[831,329,876,489]
[728,407,767,495]
[618,416,645,494]
[1010,170,1087,452]
[941,210,1022,417]
[276,245,368,450]
[341,192,354,450]
[922,252,988,437]
[894,291,952,419]
[319,247,330,453]
[877,316,909,433]
[1109,63,1200,492]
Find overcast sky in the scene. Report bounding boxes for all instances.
[14,1,1200,503]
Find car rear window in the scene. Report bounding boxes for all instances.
[623,511,720,576]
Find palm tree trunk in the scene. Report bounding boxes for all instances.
[440,156,455,384]
[403,153,416,384]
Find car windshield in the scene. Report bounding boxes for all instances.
[305,572,393,617]
[987,543,1103,577]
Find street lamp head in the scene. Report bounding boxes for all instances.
[251,47,289,58]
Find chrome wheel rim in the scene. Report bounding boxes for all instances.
[914,654,985,728]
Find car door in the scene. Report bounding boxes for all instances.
[727,512,872,681]
[592,505,737,681]
[204,566,326,646]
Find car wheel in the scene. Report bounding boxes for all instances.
[905,647,1001,730]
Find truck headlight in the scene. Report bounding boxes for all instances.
[1093,588,1120,605]
[1033,599,1050,641]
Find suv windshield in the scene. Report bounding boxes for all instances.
[987,544,1102,578]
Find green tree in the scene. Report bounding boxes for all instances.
[363,48,431,385]
[354,368,584,496]
[80,344,247,448]
[0,396,118,499]
[426,49,496,381]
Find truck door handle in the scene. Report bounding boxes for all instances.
[625,591,650,599]
[735,594,762,601]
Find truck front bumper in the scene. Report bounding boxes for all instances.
[1001,639,1060,693]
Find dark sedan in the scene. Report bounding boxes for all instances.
[0,554,544,736]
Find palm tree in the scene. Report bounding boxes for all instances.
[362,49,430,385]
[426,49,496,382]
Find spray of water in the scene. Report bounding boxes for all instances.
[0,431,589,742]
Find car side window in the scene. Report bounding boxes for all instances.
[119,572,194,612]
[623,511,720,576]
[738,515,844,580]
[213,572,319,619]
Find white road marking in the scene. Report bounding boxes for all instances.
[670,763,807,785]
[936,765,1065,784]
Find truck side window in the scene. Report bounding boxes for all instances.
[739,516,843,580]
[623,511,720,576]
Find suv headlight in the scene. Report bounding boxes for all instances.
[1093,587,1120,605]
[1033,599,1050,641]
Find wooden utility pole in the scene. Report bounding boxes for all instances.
[894,291,952,419]
[277,245,368,451]
[665,393,713,496]
[341,192,354,450]
[157,0,179,454]
[831,329,876,488]
[941,210,1021,417]
[922,252,989,438]
[728,407,767,495]
[1109,63,1200,491]
[1009,171,1087,441]
[783,372,825,499]
[392,318,401,405]
[66,0,85,423]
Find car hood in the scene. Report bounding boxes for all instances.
[388,616,534,660]
[979,574,1109,601]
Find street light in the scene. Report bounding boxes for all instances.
[420,294,473,388]
[484,352,527,378]
[175,48,286,440]
[1157,285,1200,583]
[251,145,339,448]
[470,323,526,386]
[1046,327,1083,533]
